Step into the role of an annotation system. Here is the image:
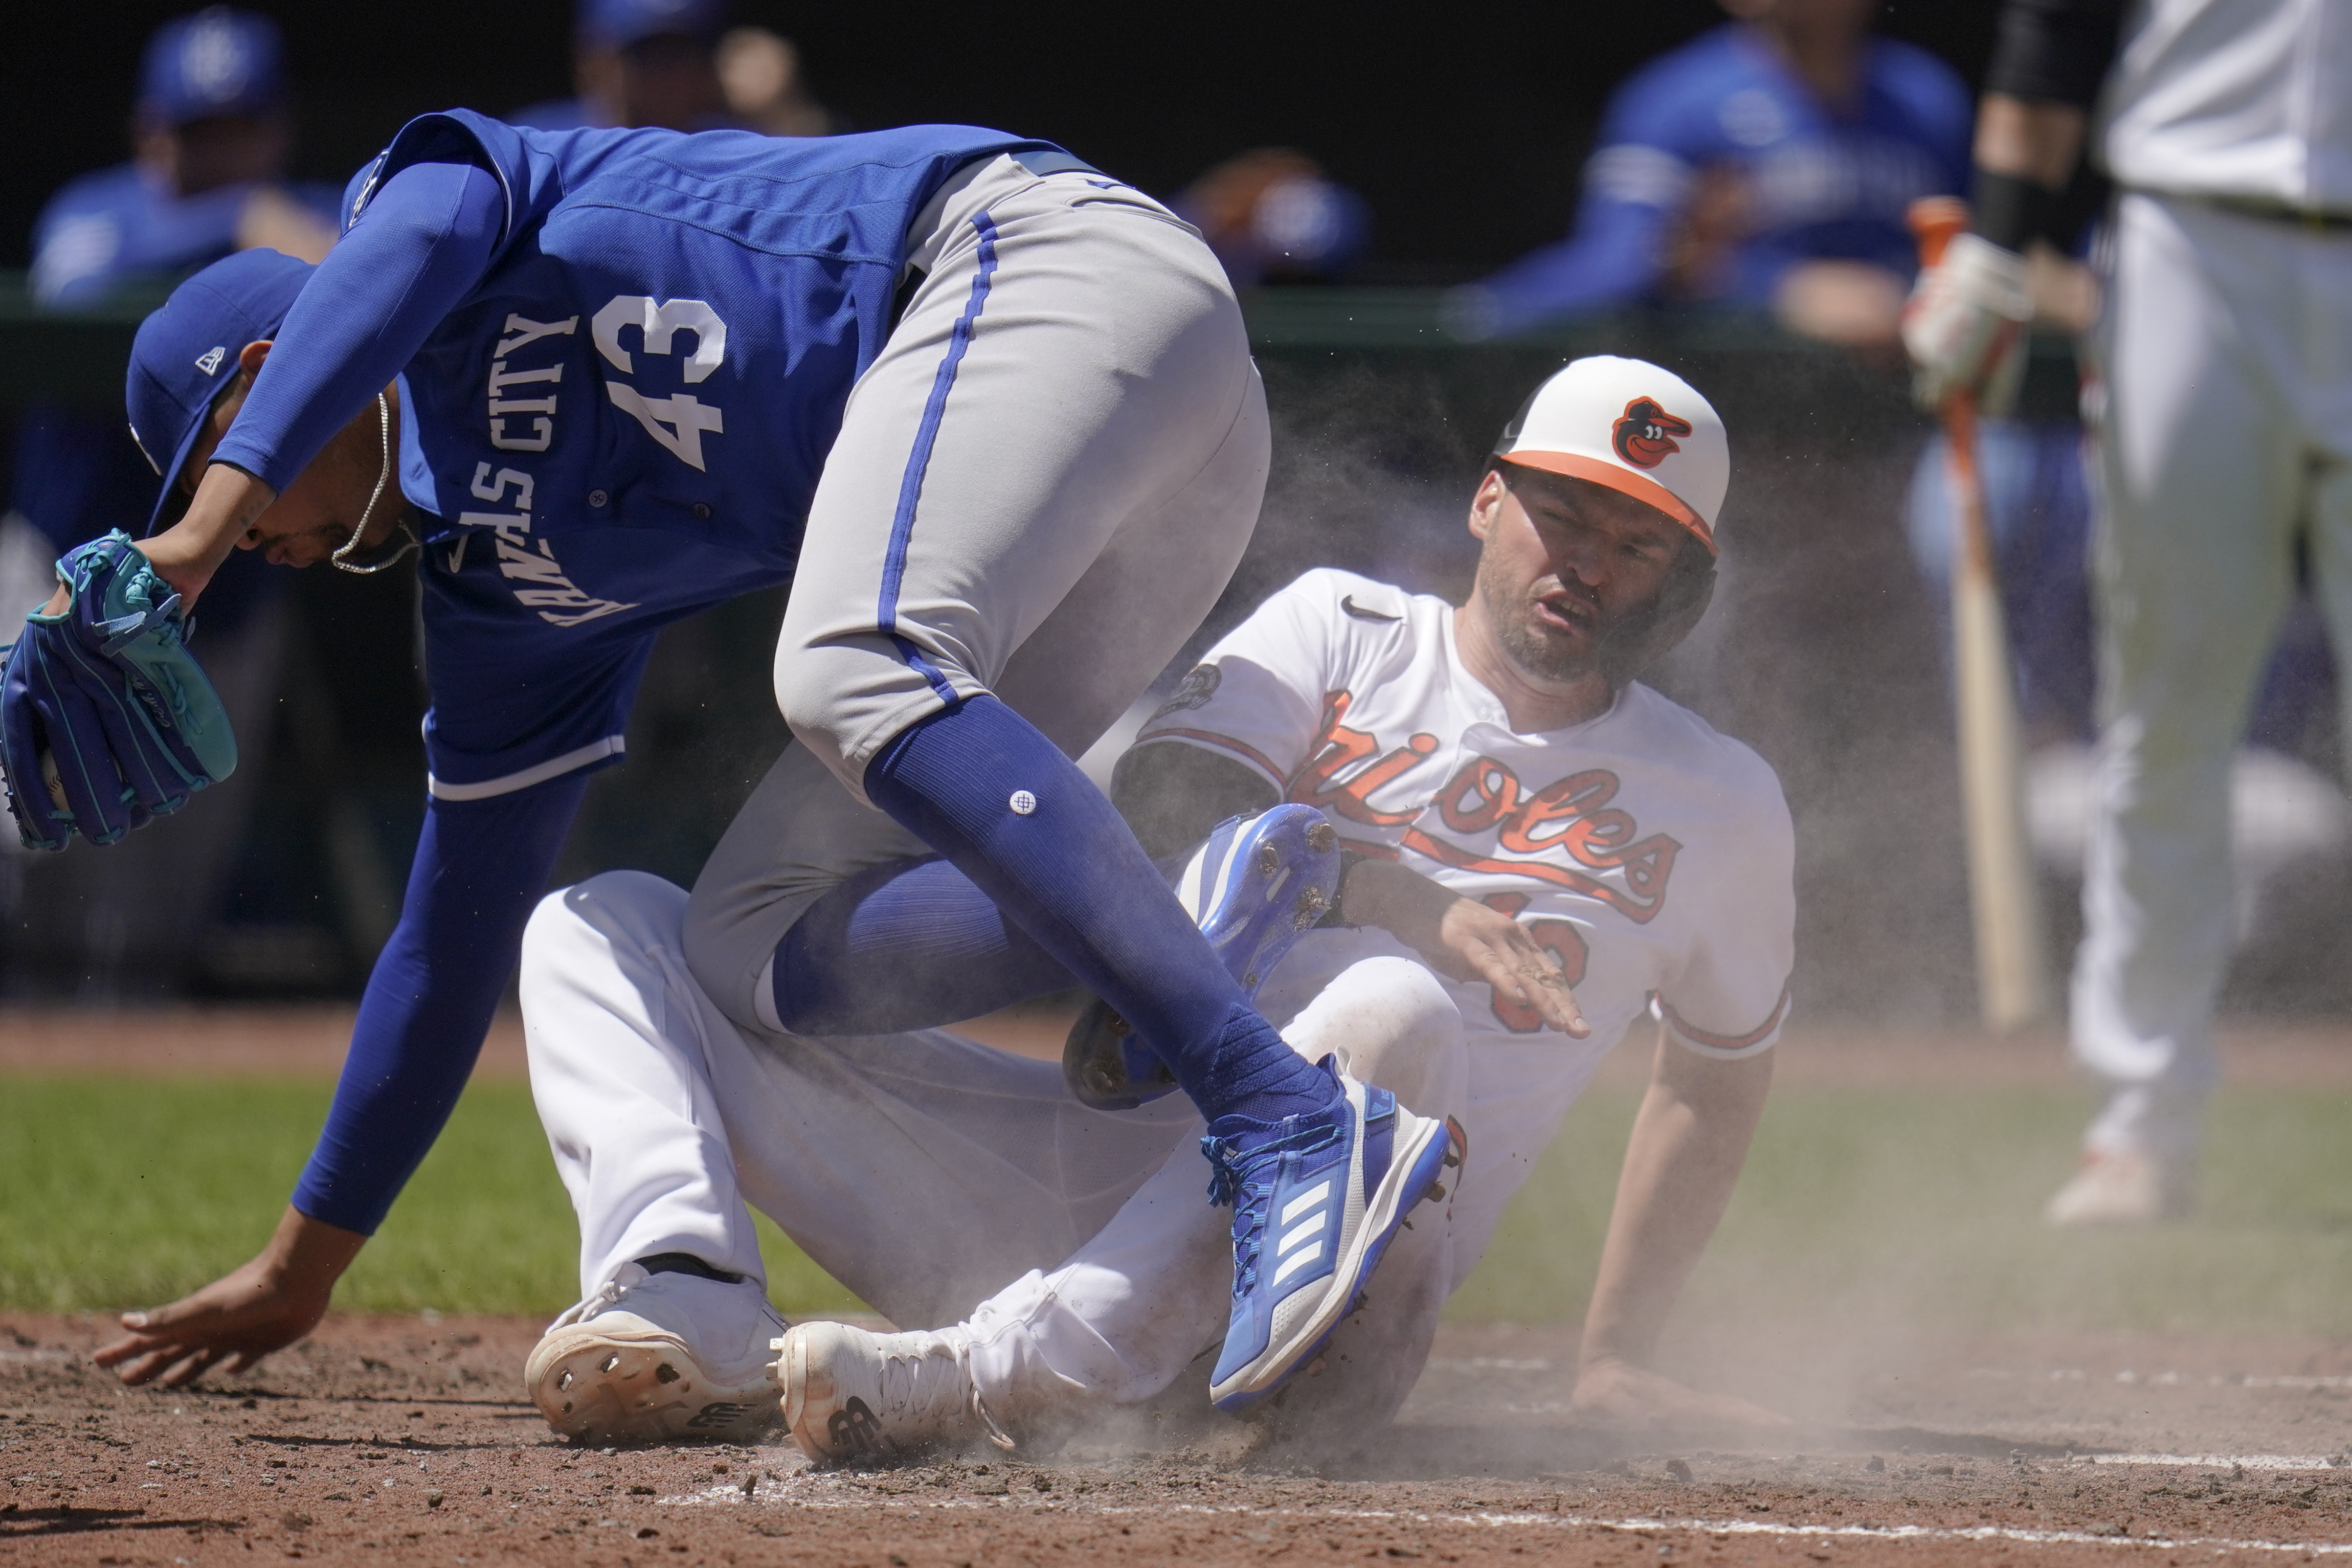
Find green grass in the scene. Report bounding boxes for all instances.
[6,1075,2352,1336]
[0,1078,859,1319]
[1449,1081,2352,1336]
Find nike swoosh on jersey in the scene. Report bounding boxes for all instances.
[1340,595,1401,623]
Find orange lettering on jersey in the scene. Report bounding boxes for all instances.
[1436,758,1521,833]
[1402,826,1671,922]
[1615,834,1678,903]
[1287,691,1440,828]
[1286,698,1682,922]
[1560,808,1637,866]
[1496,769,1618,855]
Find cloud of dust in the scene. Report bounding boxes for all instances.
[1043,345,2350,1465]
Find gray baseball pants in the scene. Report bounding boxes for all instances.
[682,150,1269,1034]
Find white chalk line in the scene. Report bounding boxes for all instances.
[2088,1454,2341,1471]
[1965,1368,2352,1391]
[659,1481,2352,1553]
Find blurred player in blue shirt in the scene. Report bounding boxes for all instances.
[508,0,737,135]
[1173,148,1370,289]
[1,7,338,997]
[1449,0,1971,346]
[507,0,838,142]
[28,8,338,308]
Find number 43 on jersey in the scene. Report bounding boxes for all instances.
[594,295,727,470]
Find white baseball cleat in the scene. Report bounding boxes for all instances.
[2044,1148,2192,1226]
[525,1262,784,1444]
[773,1319,1009,1463]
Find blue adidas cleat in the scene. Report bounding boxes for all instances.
[1063,803,1341,1110]
[1201,1056,1462,1413]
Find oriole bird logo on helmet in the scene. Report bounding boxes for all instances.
[1612,397,1691,469]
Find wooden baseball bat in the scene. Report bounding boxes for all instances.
[1909,197,2053,1033]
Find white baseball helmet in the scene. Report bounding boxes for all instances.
[1490,355,1730,553]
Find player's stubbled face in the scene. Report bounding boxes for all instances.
[177,346,398,568]
[1470,462,1688,683]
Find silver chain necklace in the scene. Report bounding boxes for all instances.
[330,391,418,575]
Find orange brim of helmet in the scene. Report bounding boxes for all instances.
[1497,451,1716,554]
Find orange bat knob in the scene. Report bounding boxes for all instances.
[1908,195,1970,268]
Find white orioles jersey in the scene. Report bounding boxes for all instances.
[1133,569,1796,1251]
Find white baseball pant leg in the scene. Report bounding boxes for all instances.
[523,871,1468,1436]
[2075,192,2352,1159]
[683,151,1269,1032]
[527,869,1197,1314]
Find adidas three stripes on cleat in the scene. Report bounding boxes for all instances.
[1201,1055,1461,1412]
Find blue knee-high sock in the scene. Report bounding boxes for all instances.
[773,855,1077,1033]
[860,695,1335,1123]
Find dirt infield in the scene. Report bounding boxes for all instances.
[9,1012,2352,1562]
[7,1312,2352,1567]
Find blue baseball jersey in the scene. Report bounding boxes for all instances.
[235,112,1059,1235]
[502,97,738,133]
[320,112,1051,800]
[30,165,341,309]
[503,97,599,133]
[1473,24,1971,335]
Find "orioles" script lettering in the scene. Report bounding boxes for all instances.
[1283,691,1682,923]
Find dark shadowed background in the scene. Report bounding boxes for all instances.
[0,3,2001,275]
[37,4,2321,1028]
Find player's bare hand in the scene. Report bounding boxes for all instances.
[1432,897,1590,1036]
[1569,1356,1793,1432]
[93,1206,364,1388]
[1340,859,1589,1036]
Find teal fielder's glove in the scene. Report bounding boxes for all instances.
[0,530,238,849]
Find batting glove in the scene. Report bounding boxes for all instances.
[0,530,238,850]
[1901,233,2034,417]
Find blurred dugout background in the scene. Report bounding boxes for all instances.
[2,1,2345,1023]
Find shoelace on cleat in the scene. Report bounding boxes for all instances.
[548,1263,648,1331]
[1200,1135,1277,1296]
[1201,1121,1341,1298]
[871,1336,974,1432]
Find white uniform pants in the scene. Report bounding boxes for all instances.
[2076,193,2352,1155]
[522,871,1468,1436]
[682,151,1270,1033]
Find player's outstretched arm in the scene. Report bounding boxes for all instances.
[92,1205,365,1388]
[91,776,591,1387]
[1337,858,1589,1038]
[1569,1030,1785,1430]
[1110,739,1587,1036]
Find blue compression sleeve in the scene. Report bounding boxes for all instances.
[861,696,1332,1123]
[773,854,1078,1034]
[289,774,587,1235]
[211,161,504,492]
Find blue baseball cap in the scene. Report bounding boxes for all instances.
[138,7,286,128]
[126,248,315,533]
[579,0,726,48]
